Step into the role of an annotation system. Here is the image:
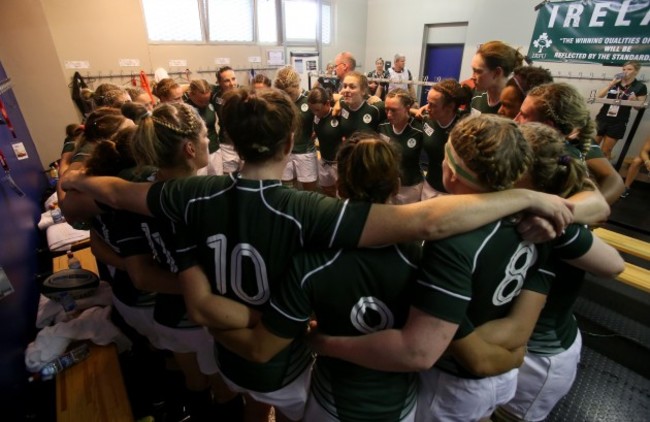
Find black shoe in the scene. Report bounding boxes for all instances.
[620,187,631,198]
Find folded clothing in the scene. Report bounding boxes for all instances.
[46,222,89,252]
[25,306,130,372]
[37,280,113,328]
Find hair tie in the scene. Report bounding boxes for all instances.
[558,155,571,166]
[251,143,270,153]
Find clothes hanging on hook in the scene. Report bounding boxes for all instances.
[71,72,93,118]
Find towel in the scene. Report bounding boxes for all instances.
[36,280,113,328]
[46,222,89,252]
[44,191,58,210]
[25,306,131,372]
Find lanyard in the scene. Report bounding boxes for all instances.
[0,148,25,197]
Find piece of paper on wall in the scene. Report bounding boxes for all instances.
[268,51,285,66]
[11,142,28,160]
[0,267,15,300]
[119,59,141,67]
[64,61,90,69]
[248,56,262,64]
[215,57,231,65]
[169,59,187,67]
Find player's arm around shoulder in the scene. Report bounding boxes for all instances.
[180,265,256,331]
[310,306,458,372]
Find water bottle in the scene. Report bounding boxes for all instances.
[50,205,64,224]
[67,250,82,269]
[59,291,79,318]
[38,343,90,380]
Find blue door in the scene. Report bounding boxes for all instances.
[420,44,464,105]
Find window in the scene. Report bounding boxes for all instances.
[284,1,331,44]
[208,0,254,42]
[257,0,278,44]
[141,0,330,45]
[142,0,203,42]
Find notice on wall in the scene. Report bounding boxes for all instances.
[119,58,141,67]
[248,56,262,64]
[528,0,650,65]
[11,142,28,160]
[64,61,90,69]
[215,57,231,65]
[267,51,285,66]
[169,59,187,67]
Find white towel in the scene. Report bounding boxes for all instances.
[44,192,58,210]
[46,222,90,252]
[25,306,131,372]
[36,280,113,328]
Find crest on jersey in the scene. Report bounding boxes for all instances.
[301,103,309,112]
[407,138,417,148]
[363,113,372,124]
[331,119,339,127]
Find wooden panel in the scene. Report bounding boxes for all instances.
[616,262,650,294]
[52,247,98,274]
[53,247,132,421]
[56,343,133,422]
[593,228,650,262]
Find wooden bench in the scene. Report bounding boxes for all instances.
[52,247,133,422]
[593,228,650,294]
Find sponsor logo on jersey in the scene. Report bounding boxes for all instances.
[379,133,391,142]
[407,138,417,148]
[301,103,309,112]
[341,108,350,119]
[363,113,372,124]
[423,122,434,137]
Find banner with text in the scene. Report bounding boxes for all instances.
[528,0,650,65]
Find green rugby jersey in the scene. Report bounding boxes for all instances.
[412,219,548,378]
[339,100,386,138]
[111,167,197,328]
[313,109,343,162]
[146,174,371,391]
[263,243,421,421]
[470,92,500,115]
[421,116,462,192]
[185,94,220,153]
[378,118,424,187]
[293,90,316,154]
[527,224,593,356]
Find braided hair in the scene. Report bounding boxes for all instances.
[450,115,533,191]
[132,102,205,170]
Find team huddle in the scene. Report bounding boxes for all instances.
[57,40,632,422]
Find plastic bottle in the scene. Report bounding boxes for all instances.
[49,204,64,224]
[67,250,82,269]
[38,343,90,380]
[49,164,59,187]
[59,291,79,318]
